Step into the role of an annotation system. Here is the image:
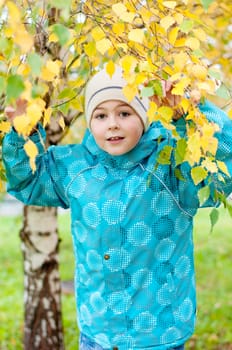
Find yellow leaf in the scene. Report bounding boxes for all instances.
[191,166,208,185]
[49,32,59,43]
[187,133,201,164]
[172,78,191,95]
[185,37,200,50]
[121,12,135,24]
[135,72,147,85]
[59,116,65,130]
[24,140,38,173]
[192,28,207,42]
[174,37,186,47]
[174,13,184,25]
[158,106,174,123]
[112,22,125,36]
[17,63,31,76]
[201,159,218,173]
[190,64,208,80]
[180,98,190,113]
[70,95,84,112]
[96,38,112,55]
[197,81,215,94]
[122,84,138,102]
[84,42,97,57]
[112,3,127,16]
[113,2,135,24]
[4,26,13,37]
[43,107,52,127]
[139,60,157,74]
[120,55,138,74]
[0,179,5,192]
[140,7,153,23]
[20,80,32,101]
[163,1,177,9]
[0,121,11,133]
[106,61,115,78]
[13,115,30,136]
[128,29,144,44]
[41,60,62,81]
[173,52,188,71]
[7,1,21,25]
[160,15,176,31]
[147,101,158,123]
[14,24,34,53]
[201,135,218,155]
[168,27,179,46]
[228,109,232,119]
[91,26,105,41]
[116,43,128,53]
[217,160,230,177]
[27,99,46,127]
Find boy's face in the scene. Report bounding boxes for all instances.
[90,100,144,156]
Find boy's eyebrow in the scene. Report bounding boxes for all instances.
[94,103,131,111]
[117,103,131,108]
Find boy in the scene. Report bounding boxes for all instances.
[3,66,232,350]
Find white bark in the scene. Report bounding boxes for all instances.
[20,206,65,350]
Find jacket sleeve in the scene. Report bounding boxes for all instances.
[2,126,70,209]
[176,100,232,211]
[199,100,232,199]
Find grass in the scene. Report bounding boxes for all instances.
[0,207,231,350]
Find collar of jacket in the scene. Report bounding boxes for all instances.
[82,122,170,170]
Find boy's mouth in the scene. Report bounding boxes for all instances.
[107,136,124,141]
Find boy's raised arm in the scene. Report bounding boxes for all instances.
[2,106,70,209]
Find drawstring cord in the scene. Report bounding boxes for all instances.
[139,163,193,218]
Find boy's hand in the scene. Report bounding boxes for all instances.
[4,99,27,124]
[148,80,201,121]
[149,80,184,120]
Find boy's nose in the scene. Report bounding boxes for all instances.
[108,115,119,129]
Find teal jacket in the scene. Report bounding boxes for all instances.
[3,101,232,349]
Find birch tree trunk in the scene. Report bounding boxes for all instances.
[17,6,79,349]
[20,206,65,350]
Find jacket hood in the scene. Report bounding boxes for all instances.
[82,122,170,169]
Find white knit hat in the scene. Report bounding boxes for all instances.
[85,66,149,130]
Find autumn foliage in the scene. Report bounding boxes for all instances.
[0,0,231,204]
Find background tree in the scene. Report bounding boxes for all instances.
[0,1,231,349]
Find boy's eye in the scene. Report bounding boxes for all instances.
[94,113,106,119]
[119,111,130,117]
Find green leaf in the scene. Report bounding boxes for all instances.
[180,20,194,33]
[149,79,163,97]
[52,24,71,46]
[0,76,6,96]
[0,37,11,54]
[200,0,214,10]
[31,83,46,98]
[141,86,154,98]
[27,53,43,76]
[210,208,219,233]
[216,84,231,100]
[157,145,173,165]
[226,201,232,217]
[49,0,72,10]
[198,185,210,206]
[174,168,186,181]
[6,74,25,101]
[175,138,187,165]
[0,169,7,181]
[208,69,221,80]
[191,166,208,185]
[58,88,77,100]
